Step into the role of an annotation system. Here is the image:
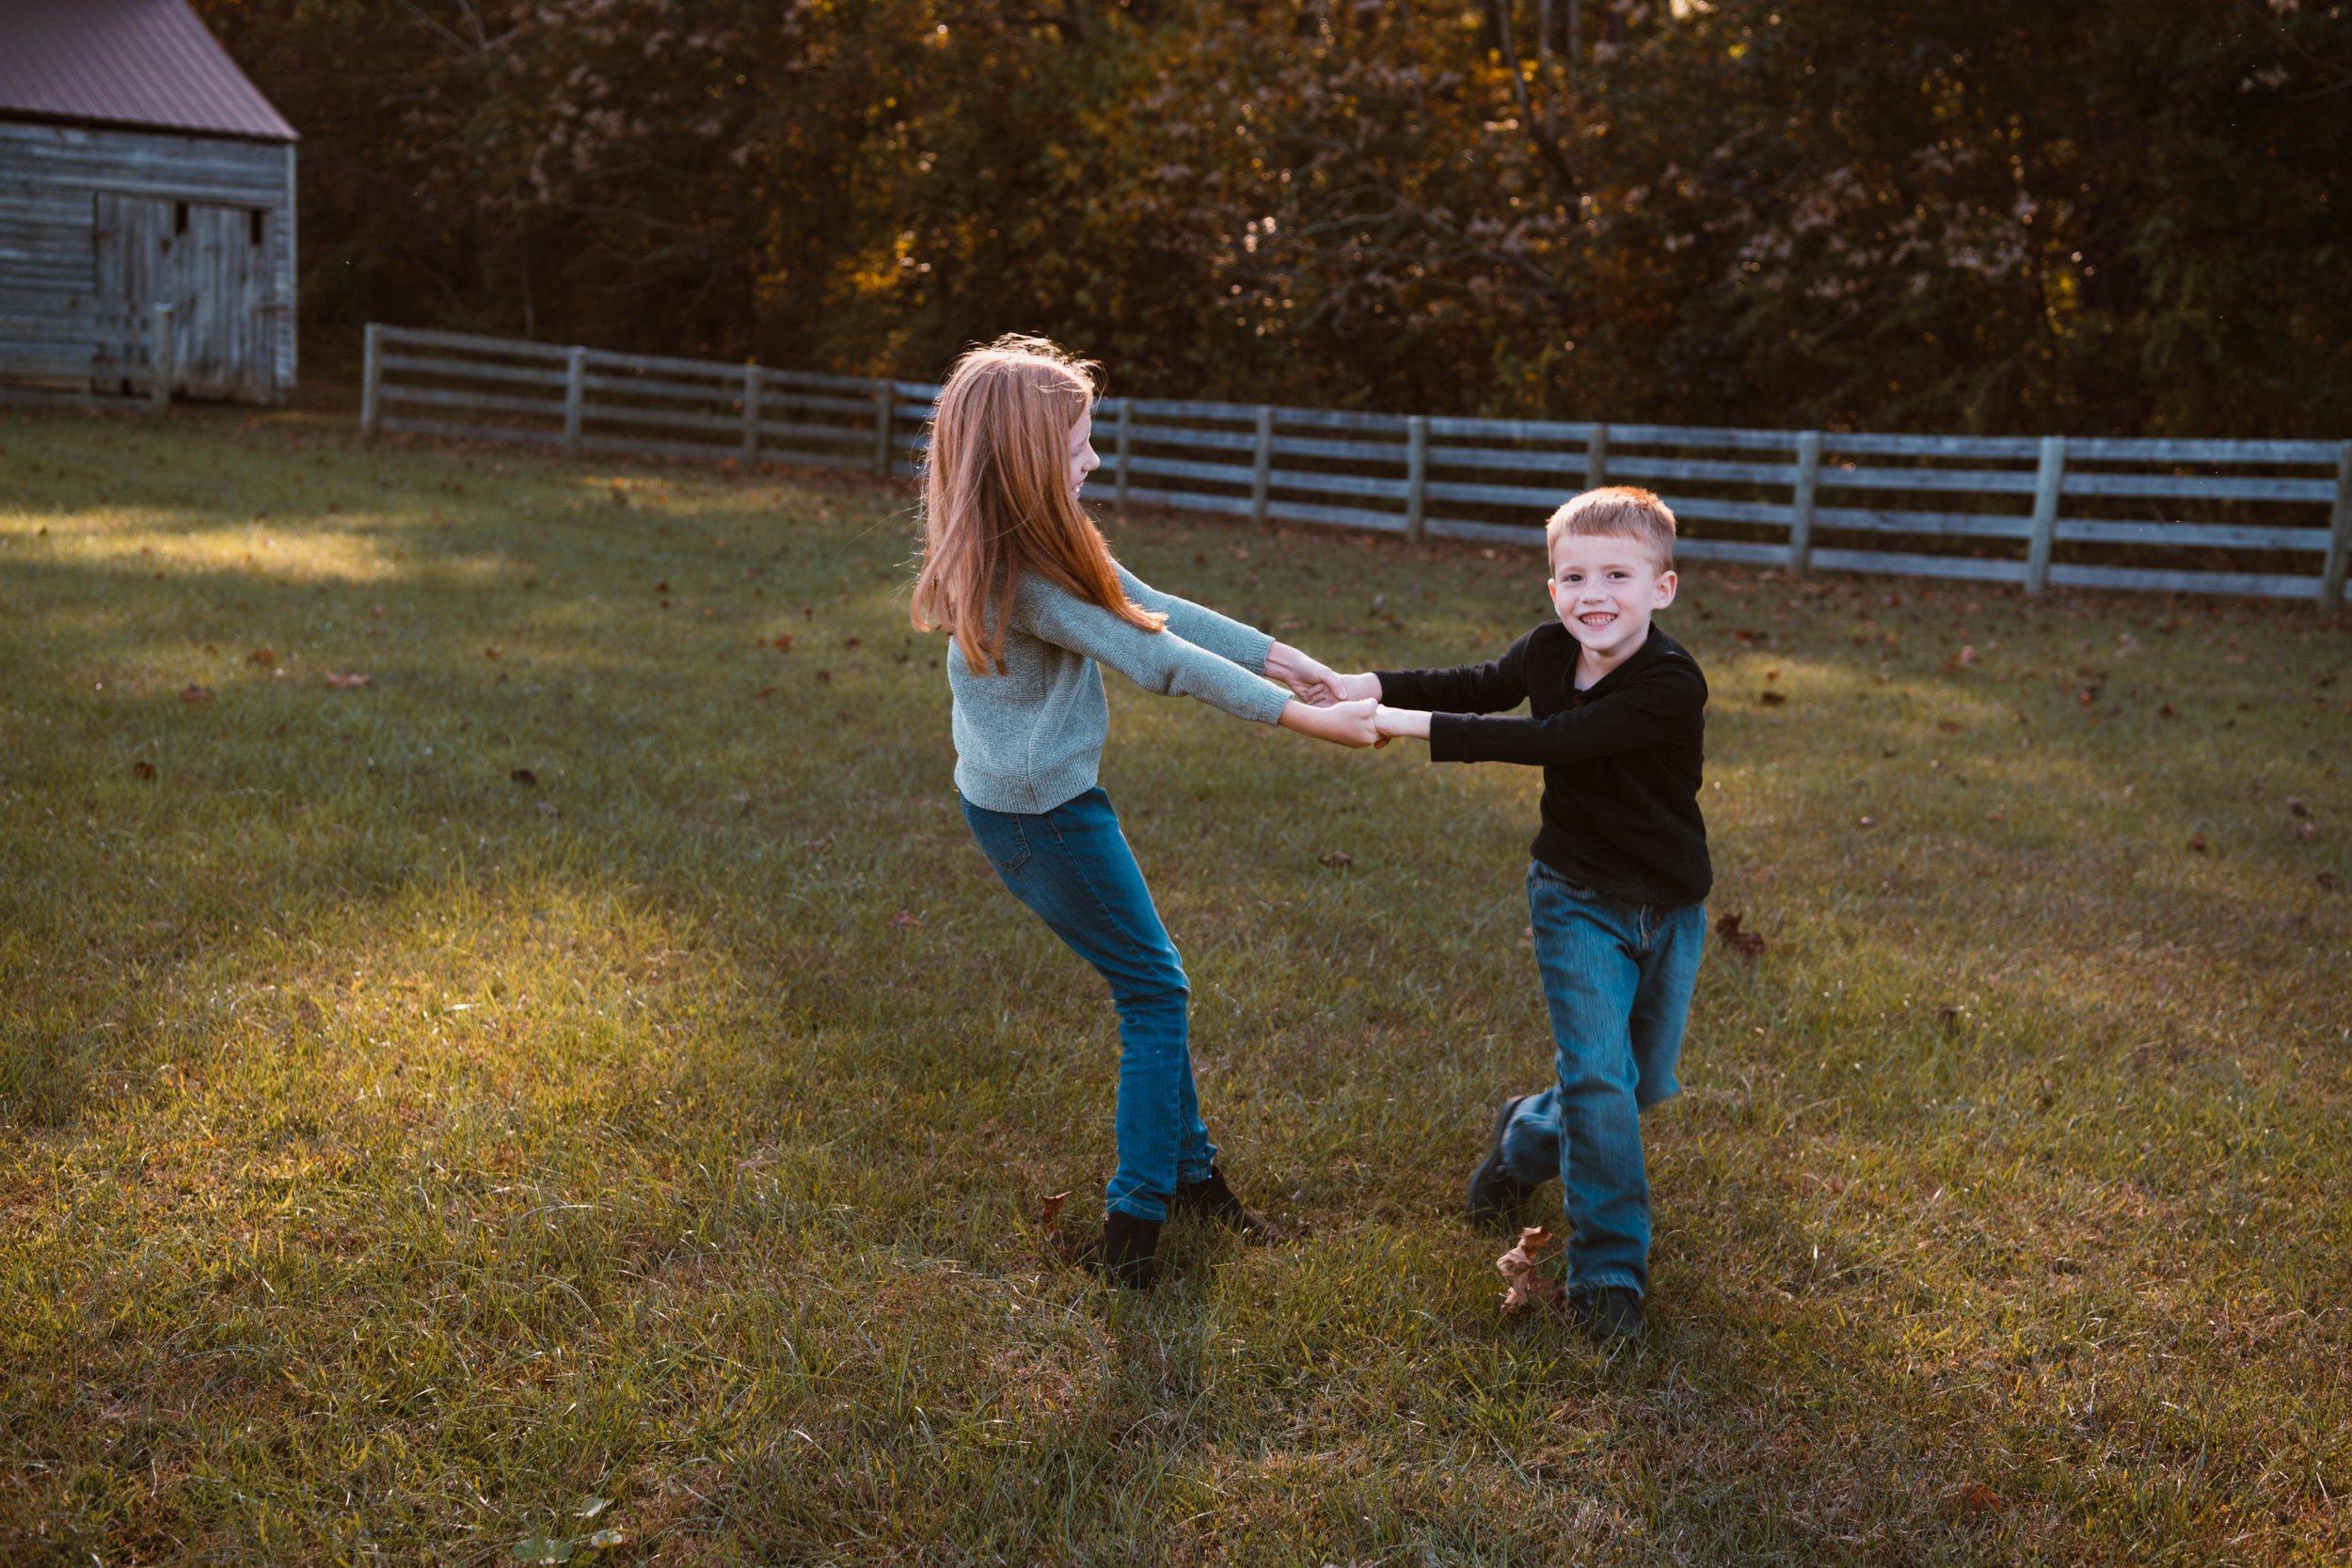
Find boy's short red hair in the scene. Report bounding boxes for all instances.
[1545,486,1677,572]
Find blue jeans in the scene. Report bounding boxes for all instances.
[960,787,1215,1223]
[1498,861,1706,1298]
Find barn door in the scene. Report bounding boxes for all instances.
[92,193,278,404]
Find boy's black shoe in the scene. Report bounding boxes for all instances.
[1466,1094,1536,1227]
[1073,1211,1161,1291]
[1573,1286,1645,1342]
[1172,1166,1293,1244]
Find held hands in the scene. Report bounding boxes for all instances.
[1375,705,1432,742]
[1279,696,1382,748]
[1263,641,1350,706]
[1265,643,1389,709]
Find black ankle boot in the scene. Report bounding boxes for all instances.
[1092,1210,1161,1290]
[1172,1166,1293,1244]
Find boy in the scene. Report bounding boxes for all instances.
[1343,486,1709,1340]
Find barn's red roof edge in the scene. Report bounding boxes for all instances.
[0,0,297,143]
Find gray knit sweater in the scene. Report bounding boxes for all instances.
[948,562,1293,814]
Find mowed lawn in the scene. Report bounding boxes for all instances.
[2,404,2347,1568]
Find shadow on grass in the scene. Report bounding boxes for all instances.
[3,406,2347,1562]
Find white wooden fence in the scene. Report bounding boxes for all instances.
[362,323,2352,609]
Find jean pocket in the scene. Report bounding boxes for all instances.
[967,813,1033,877]
[1528,860,1597,898]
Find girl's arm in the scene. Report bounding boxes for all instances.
[1017,575,1293,728]
[1113,563,1275,672]
[1114,563,1348,705]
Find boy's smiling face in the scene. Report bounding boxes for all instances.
[1548,530,1677,676]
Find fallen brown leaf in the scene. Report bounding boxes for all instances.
[511,768,538,786]
[1318,849,1354,868]
[248,647,275,665]
[324,672,372,689]
[772,633,794,653]
[889,910,922,929]
[178,684,214,704]
[1715,911,1767,957]
[1497,1225,1563,1315]
[130,758,156,780]
[2187,832,2208,852]
[1757,690,1788,706]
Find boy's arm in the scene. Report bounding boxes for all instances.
[1358,630,1535,715]
[1383,662,1706,765]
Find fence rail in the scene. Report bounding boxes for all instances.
[362,323,2352,609]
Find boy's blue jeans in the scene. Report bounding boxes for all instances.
[1498,860,1706,1299]
[960,786,1215,1224]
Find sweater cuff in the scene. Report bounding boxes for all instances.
[1426,712,1472,762]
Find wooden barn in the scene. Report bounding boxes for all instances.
[0,0,298,404]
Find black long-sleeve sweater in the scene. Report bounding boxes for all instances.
[1376,623,1711,907]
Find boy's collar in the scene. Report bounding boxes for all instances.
[1570,624,1665,694]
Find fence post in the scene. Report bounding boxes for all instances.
[563,346,587,459]
[739,366,762,464]
[359,322,382,436]
[1403,416,1429,546]
[1250,404,1275,527]
[1787,430,1821,573]
[2024,435,2067,595]
[872,380,895,479]
[149,304,174,415]
[1585,421,1609,490]
[1115,397,1134,509]
[2321,440,2352,614]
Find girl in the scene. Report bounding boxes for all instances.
[912,335,1376,1290]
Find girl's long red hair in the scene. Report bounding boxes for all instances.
[910,335,1163,673]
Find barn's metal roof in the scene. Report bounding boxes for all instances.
[0,0,296,142]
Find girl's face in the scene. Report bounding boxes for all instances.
[1066,407,1101,500]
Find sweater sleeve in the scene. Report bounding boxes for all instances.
[1016,575,1294,726]
[1112,562,1275,673]
[1374,630,1534,715]
[1429,661,1706,767]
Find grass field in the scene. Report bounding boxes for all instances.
[2,403,2348,1566]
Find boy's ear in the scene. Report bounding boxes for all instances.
[1654,569,1678,608]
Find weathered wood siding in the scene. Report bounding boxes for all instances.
[0,119,294,400]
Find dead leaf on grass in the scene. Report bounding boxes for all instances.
[889,910,922,929]
[1041,1190,1073,1246]
[130,758,156,780]
[2188,832,2209,853]
[772,633,794,653]
[511,768,538,786]
[1946,1482,2005,1514]
[248,647,275,665]
[178,684,214,704]
[1318,849,1354,868]
[1757,690,1788,706]
[324,672,372,689]
[1715,911,1767,957]
[1498,1225,1564,1314]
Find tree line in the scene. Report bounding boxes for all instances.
[199,0,2349,436]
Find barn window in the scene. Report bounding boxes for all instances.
[174,201,188,234]
[249,210,264,245]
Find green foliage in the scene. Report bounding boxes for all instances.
[202,1,2348,435]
